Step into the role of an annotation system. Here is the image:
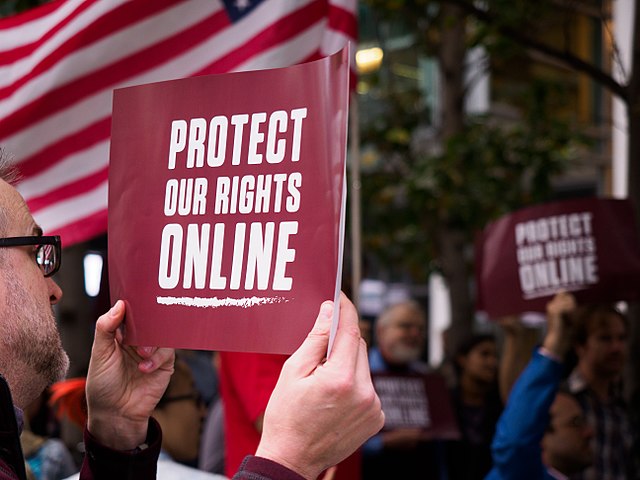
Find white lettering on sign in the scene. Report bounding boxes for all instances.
[158,221,298,292]
[514,212,598,298]
[167,108,308,169]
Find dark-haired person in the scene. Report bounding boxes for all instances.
[566,303,636,480]
[446,334,502,479]
[486,292,594,480]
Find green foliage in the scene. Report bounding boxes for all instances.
[411,116,575,231]
[359,78,586,283]
[357,0,597,284]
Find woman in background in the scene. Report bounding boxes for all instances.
[446,334,503,480]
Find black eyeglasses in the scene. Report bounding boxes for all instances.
[0,236,61,277]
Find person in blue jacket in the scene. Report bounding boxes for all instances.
[485,292,593,480]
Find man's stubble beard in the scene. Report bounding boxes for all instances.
[388,343,422,364]
[2,271,69,388]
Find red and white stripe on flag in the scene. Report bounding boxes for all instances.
[0,0,357,246]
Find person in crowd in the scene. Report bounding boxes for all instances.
[446,334,502,479]
[486,291,594,479]
[178,350,219,407]
[21,424,76,480]
[199,352,226,475]
[0,154,384,480]
[566,302,636,480]
[63,359,227,480]
[362,300,443,479]
[148,358,226,479]
[368,300,429,375]
[22,389,77,480]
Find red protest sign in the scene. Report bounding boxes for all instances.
[372,373,460,439]
[476,197,640,318]
[108,49,349,354]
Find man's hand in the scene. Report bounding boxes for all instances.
[255,293,384,480]
[85,300,175,450]
[497,315,525,336]
[543,291,577,359]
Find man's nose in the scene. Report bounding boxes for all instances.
[47,276,63,304]
[405,325,425,335]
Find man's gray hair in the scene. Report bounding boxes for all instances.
[0,149,21,185]
[0,148,21,239]
[376,300,426,329]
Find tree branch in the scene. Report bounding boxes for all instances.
[441,0,629,103]
[548,0,607,20]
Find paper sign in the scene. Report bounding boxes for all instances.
[372,373,460,439]
[476,197,640,318]
[108,49,349,354]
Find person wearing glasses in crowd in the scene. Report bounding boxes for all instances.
[485,292,594,480]
[63,358,225,480]
[152,358,223,479]
[0,154,384,480]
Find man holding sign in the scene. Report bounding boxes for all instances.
[0,155,384,479]
[363,301,441,479]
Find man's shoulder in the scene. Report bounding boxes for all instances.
[566,369,626,405]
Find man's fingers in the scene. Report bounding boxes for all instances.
[283,301,334,377]
[136,346,155,358]
[355,338,374,386]
[137,347,175,373]
[92,301,126,357]
[325,293,361,371]
[96,300,125,334]
[355,338,384,433]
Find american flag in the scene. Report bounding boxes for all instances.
[0,0,357,245]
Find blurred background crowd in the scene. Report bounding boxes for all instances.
[2,0,640,479]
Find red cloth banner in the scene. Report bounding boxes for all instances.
[476,198,640,318]
[108,49,349,353]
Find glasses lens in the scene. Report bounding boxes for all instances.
[36,244,57,276]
